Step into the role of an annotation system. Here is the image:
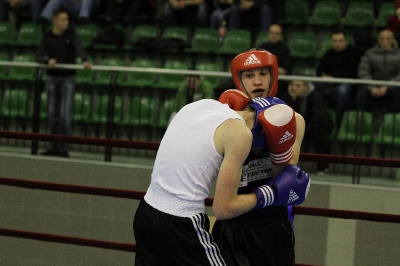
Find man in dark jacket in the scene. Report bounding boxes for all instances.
[36,9,92,157]
[280,80,333,176]
[314,29,362,128]
[259,23,291,92]
[258,23,291,75]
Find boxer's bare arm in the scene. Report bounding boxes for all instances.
[213,118,257,220]
[272,112,305,176]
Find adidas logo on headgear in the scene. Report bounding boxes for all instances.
[244,54,261,66]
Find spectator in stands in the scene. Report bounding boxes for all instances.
[209,0,235,29]
[162,0,209,29]
[103,0,155,27]
[358,29,400,113]
[385,0,400,44]
[176,75,215,110]
[0,0,44,22]
[280,80,333,176]
[258,23,291,75]
[40,0,100,24]
[229,0,283,32]
[313,29,362,128]
[169,74,214,123]
[36,9,92,157]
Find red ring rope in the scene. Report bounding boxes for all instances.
[1,130,400,167]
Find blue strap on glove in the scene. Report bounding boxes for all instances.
[248,97,286,150]
[253,164,310,209]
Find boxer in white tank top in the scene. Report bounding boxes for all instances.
[134,99,261,266]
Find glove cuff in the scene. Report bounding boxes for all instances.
[253,185,275,209]
[270,148,293,165]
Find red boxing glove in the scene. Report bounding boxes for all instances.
[218,89,251,111]
[257,104,296,165]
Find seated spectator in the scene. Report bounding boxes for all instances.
[385,0,400,44]
[40,0,100,24]
[357,29,400,113]
[229,0,283,32]
[176,75,215,110]
[258,23,291,94]
[0,0,45,23]
[103,0,155,27]
[280,80,333,176]
[209,0,235,29]
[258,23,290,75]
[313,29,362,128]
[162,0,209,29]
[168,74,215,124]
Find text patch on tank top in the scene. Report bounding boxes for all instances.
[240,157,273,187]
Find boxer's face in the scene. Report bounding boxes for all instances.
[240,68,271,99]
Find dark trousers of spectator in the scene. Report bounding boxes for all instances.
[357,86,400,113]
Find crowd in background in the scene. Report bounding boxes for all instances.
[1,0,400,163]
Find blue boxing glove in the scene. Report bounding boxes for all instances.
[253,165,310,209]
[248,97,286,150]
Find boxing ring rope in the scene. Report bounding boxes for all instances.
[0,174,400,263]
[1,133,400,266]
[2,130,400,168]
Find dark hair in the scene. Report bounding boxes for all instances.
[52,9,68,20]
[331,29,346,37]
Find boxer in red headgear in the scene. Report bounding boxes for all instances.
[230,48,279,98]
[214,48,308,266]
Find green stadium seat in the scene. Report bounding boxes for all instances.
[4,54,36,82]
[293,66,316,76]
[72,93,91,123]
[0,53,9,79]
[336,111,373,155]
[40,91,47,120]
[194,61,223,88]
[0,22,16,47]
[13,22,42,48]
[124,25,158,51]
[156,98,177,129]
[342,2,375,28]
[184,28,219,54]
[317,34,333,58]
[153,60,189,91]
[309,0,341,26]
[121,96,157,127]
[162,26,188,42]
[122,59,157,88]
[376,113,400,157]
[280,0,310,25]
[288,32,317,59]
[0,89,29,118]
[92,25,127,53]
[254,31,269,47]
[217,29,252,56]
[90,57,125,86]
[161,26,190,53]
[88,94,123,137]
[75,58,94,85]
[374,2,395,28]
[76,23,98,48]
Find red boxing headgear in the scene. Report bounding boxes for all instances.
[230,48,278,97]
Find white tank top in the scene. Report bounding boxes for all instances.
[144,99,244,217]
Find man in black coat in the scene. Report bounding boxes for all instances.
[280,80,334,176]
